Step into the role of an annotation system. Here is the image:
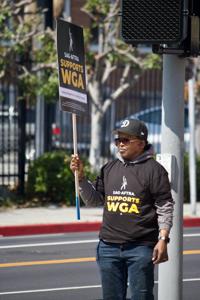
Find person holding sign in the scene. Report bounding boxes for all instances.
[70,118,174,300]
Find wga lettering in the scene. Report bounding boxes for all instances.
[107,201,139,214]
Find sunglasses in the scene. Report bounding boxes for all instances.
[114,137,139,146]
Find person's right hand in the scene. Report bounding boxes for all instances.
[70,154,85,181]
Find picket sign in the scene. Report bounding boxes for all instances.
[56,19,88,220]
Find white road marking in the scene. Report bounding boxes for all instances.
[0,239,99,249]
[0,285,101,295]
[1,279,200,295]
[0,232,199,249]
[183,233,200,237]
[154,278,200,284]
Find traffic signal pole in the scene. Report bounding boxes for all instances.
[188,75,197,215]
[158,55,185,300]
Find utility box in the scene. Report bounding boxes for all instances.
[156,153,176,184]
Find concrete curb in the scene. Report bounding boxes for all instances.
[183,217,200,227]
[0,222,102,237]
[0,218,200,237]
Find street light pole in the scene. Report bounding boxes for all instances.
[188,76,197,215]
[158,55,185,300]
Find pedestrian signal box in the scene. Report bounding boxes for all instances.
[121,0,200,57]
[121,0,187,44]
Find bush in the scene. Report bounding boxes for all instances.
[26,151,97,206]
[0,186,17,208]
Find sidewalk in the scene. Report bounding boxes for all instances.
[0,204,200,237]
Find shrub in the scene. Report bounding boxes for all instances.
[0,186,17,208]
[26,151,97,206]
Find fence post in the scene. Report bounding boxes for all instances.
[18,97,26,195]
[44,102,54,152]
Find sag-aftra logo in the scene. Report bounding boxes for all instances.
[106,176,141,215]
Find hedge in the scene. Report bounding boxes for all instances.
[26,151,97,206]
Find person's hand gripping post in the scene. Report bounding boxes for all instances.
[70,154,84,220]
[70,154,85,182]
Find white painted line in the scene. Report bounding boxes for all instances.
[0,285,101,295]
[154,278,200,284]
[0,233,199,249]
[0,239,98,250]
[1,279,200,295]
[183,278,200,282]
[1,232,200,250]
[183,233,200,237]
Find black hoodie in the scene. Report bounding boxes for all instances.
[79,147,174,246]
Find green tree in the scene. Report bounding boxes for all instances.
[0,0,57,103]
[82,0,161,169]
[0,0,161,171]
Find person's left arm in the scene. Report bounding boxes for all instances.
[152,228,169,264]
[150,166,174,264]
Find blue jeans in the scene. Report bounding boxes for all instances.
[96,240,154,300]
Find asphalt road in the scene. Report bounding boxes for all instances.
[0,229,199,300]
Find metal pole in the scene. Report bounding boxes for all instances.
[18,97,26,195]
[72,113,80,220]
[64,0,71,19]
[35,94,45,158]
[158,55,185,300]
[35,3,46,158]
[188,77,197,215]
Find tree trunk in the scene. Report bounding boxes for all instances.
[89,103,104,170]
